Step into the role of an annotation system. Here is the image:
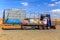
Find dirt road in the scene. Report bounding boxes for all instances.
[0,25,60,40]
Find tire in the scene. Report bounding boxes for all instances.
[50,25,56,29]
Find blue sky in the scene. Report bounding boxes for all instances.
[0,0,60,18]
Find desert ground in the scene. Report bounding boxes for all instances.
[0,25,59,40]
[0,18,60,40]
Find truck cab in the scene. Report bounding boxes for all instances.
[40,14,56,29]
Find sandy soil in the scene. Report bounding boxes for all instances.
[0,25,60,40]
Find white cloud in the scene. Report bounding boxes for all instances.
[51,9,60,12]
[48,4,55,6]
[21,2,28,6]
[48,1,60,6]
[55,1,60,4]
[50,9,60,18]
[51,0,57,1]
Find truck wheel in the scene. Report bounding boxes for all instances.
[35,26,39,29]
[50,26,56,29]
[46,25,49,30]
[53,26,56,29]
[42,26,45,30]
